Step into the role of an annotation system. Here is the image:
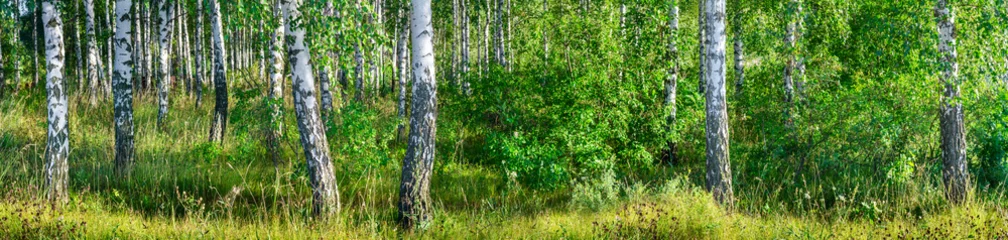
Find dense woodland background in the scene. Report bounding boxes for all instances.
[1,0,1008,238]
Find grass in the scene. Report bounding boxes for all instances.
[2,83,1008,239]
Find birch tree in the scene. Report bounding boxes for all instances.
[43,0,69,203]
[208,0,229,143]
[268,0,286,164]
[665,0,680,164]
[194,0,205,107]
[703,0,732,206]
[85,0,100,106]
[397,7,410,137]
[283,0,340,217]
[114,0,135,177]
[157,0,174,126]
[399,0,437,229]
[936,0,968,204]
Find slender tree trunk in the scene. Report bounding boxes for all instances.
[114,0,135,178]
[399,0,437,229]
[75,2,85,95]
[319,67,333,118]
[397,8,410,137]
[43,0,69,204]
[783,0,797,125]
[703,0,732,206]
[195,0,205,107]
[506,0,512,71]
[461,0,470,94]
[268,0,286,165]
[208,0,228,143]
[936,0,968,204]
[33,2,40,89]
[494,0,503,66]
[795,1,805,97]
[106,0,115,99]
[86,0,100,106]
[665,1,680,164]
[157,0,174,126]
[283,0,340,217]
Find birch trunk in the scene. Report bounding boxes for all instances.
[936,0,968,204]
[86,0,99,106]
[106,0,114,99]
[703,0,732,206]
[399,0,437,229]
[75,2,84,94]
[268,0,286,165]
[195,0,205,107]
[33,2,40,88]
[320,67,333,118]
[397,8,410,137]
[157,0,174,126]
[284,0,340,217]
[208,0,229,143]
[114,0,135,178]
[783,0,796,124]
[461,0,470,94]
[43,0,69,204]
[665,1,680,164]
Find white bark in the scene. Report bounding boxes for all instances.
[936,0,968,204]
[43,0,69,203]
[703,0,732,205]
[157,0,174,126]
[399,0,437,229]
[208,0,229,142]
[666,1,680,163]
[86,0,100,105]
[283,0,339,217]
[114,0,135,177]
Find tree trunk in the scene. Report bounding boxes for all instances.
[697,0,706,94]
[397,8,410,137]
[665,1,680,164]
[319,67,333,118]
[106,0,115,99]
[114,0,135,178]
[703,0,732,206]
[43,0,69,204]
[32,2,40,89]
[399,0,437,229]
[86,0,99,106]
[783,0,797,125]
[208,0,229,143]
[494,0,503,66]
[157,0,174,126]
[268,0,286,165]
[461,0,470,94]
[284,0,340,217]
[506,0,512,72]
[75,1,85,95]
[936,0,968,204]
[195,0,205,108]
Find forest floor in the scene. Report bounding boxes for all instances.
[3,89,1008,239]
